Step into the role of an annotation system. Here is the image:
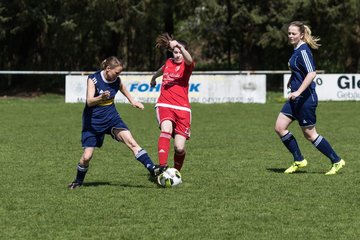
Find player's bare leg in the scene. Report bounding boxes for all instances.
[115,129,141,154]
[116,129,163,176]
[301,126,318,142]
[274,113,292,137]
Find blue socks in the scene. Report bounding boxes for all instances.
[280,132,341,163]
[75,164,88,184]
[281,132,304,161]
[312,135,341,163]
[74,149,154,185]
[135,149,155,172]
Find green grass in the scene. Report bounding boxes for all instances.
[1,94,359,239]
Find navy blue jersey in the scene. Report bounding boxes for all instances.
[82,71,125,134]
[288,43,316,96]
[283,43,318,127]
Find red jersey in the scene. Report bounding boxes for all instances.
[156,58,195,111]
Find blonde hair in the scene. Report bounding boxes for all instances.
[101,56,124,70]
[290,21,321,49]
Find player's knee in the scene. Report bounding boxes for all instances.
[274,125,279,134]
[160,121,173,133]
[82,154,92,164]
[303,132,316,142]
[274,124,284,136]
[303,135,313,142]
[174,146,185,155]
[161,129,173,135]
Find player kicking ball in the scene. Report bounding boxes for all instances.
[68,56,165,189]
[150,33,195,173]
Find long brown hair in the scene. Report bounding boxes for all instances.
[155,32,189,50]
[155,33,173,50]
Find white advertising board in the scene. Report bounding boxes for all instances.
[66,74,266,104]
[283,74,360,101]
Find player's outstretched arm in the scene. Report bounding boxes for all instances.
[119,82,144,110]
[150,67,163,87]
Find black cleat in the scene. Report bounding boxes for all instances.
[151,165,168,177]
[68,181,82,189]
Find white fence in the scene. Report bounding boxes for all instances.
[8,71,359,103]
[65,73,266,104]
[0,70,270,104]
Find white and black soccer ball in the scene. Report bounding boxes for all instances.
[157,168,182,188]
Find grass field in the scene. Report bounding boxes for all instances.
[1,94,359,240]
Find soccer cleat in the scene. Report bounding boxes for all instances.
[151,165,168,177]
[284,159,308,174]
[68,181,82,189]
[325,159,345,175]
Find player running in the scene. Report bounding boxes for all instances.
[275,21,345,175]
[68,56,164,189]
[150,33,195,172]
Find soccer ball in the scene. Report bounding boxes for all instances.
[157,168,182,188]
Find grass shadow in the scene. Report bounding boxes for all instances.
[82,181,112,187]
[80,175,160,189]
[117,183,154,188]
[82,181,154,188]
[266,168,327,174]
[266,168,307,174]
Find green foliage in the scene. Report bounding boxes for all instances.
[309,0,360,72]
[0,95,359,239]
[0,0,359,72]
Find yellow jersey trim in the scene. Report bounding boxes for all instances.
[98,98,114,106]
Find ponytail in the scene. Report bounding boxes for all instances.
[303,24,321,49]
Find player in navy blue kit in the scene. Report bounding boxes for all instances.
[275,21,345,175]
[68,56,164,189]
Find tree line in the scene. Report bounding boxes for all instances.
[0,0,359,73]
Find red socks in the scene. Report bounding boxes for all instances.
[158,132,171,166]
[158,131,187,171]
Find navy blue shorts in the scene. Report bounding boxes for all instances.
[281,94,318,127]
[81,120,129,148]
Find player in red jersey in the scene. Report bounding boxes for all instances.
[150,33,195,172]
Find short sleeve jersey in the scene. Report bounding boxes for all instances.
[156,58,195,111]
[288,43,316,95]
[82,71,121,133]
